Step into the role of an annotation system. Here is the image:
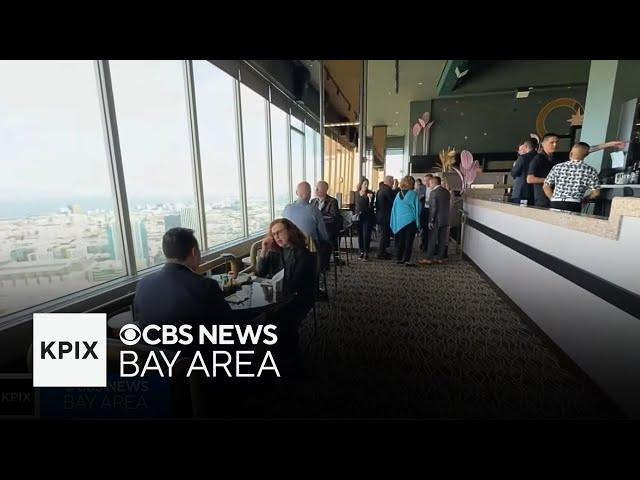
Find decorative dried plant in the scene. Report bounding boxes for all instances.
[435,147,456,172]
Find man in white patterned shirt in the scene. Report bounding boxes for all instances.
[543,142,604,213]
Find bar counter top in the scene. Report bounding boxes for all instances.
[463,192,640,240]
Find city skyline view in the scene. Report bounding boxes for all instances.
[0,59,342,319]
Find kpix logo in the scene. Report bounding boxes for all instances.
[33,313,107,387]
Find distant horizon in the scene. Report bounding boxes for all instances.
[0,192,285,220]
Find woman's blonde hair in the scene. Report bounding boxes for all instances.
[399,175,415,190]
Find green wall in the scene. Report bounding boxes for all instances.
[410,87,587,155]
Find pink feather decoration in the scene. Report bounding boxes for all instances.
[418,118,426,128]
[412,123,422,137]
[456,150,479,190]
[460,150,474,170]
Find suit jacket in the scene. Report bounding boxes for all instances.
[310,195,339,232]
[428,186,451,227]
[256,246,316,307]
[510,150,536,201]
[375,184,395,225]
[134,263,232,330]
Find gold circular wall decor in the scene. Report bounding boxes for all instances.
[535,98,584,138]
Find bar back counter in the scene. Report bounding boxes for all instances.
[462,192,640,417]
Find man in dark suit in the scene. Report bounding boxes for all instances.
[134,228,232,339]
[375,175,395,259]
[419,176,450,265]
[510,138,537,204]
[310,180,342,268]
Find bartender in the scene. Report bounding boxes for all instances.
[528,133,626,208]
[527,133,559,207]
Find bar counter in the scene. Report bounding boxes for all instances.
[461,190,640,417]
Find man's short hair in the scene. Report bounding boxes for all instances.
[317,180,329,189]
[522,139,537,151]
[574,141,590,151]
[542,132,559,143]
[424,174,434,179]
[162,228,198,261]
[430,176,442,185]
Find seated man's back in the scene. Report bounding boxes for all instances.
[133,227,232,334]
[134,262,231,328]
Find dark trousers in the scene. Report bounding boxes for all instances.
[357,217,373,254]
[420,208,430,251]
[395,223,417,263]
[377,221,391,255]
[550,201,582,213]
[426,225,449,260]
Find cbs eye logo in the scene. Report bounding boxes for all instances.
[119,324,141,346]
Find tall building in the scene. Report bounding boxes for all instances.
[164,214,181,231]
[180,207,198,234]
[106,220,123,262]
[132,219,150,268]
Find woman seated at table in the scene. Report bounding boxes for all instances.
[257,218,316,303]
[256,218,315,374]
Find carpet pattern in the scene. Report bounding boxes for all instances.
[239,239,623,419]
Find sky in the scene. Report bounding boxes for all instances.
[0,60,318,218]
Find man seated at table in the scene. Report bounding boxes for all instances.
[134,227,232,338]
[310,180,344,266]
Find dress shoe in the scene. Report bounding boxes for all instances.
[418,259,434,265]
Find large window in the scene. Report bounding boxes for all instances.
[240,85,270,235]
[110,60,197,271]
[270,104,290,216]
[315,130,322,184]
[192,61,243,248]
[305,124,316,186]
[0,61,123,317]
[290,128,304,195]
[386,148,405,180]
[0,59,324,322]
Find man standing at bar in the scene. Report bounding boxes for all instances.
[511,138,537,204]
[527,132,559,208]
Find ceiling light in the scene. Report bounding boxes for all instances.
[516,87,532,99]
[395,112,399,115]
[417,82,423,86]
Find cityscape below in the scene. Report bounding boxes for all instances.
[0,194,281,317]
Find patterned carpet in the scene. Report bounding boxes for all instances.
[232,238,623,419]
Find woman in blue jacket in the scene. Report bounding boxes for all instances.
[390,175,421,266]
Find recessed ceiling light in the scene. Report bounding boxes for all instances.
[395,112,399,114]
[417,82,423,85]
